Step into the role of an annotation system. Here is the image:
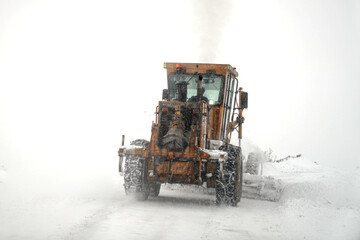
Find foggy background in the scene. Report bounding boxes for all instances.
[1,0,359,194]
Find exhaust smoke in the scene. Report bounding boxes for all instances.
[191,0,235,62]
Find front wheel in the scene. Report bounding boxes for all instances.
[123,155,149,200]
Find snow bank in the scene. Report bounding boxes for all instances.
[264,157,360,240]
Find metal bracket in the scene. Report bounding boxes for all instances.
[219,154,225,180]
[118,135,125,176]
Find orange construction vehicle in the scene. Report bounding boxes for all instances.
[118,63,248,206]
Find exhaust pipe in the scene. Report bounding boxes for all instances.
[176,81,189,102]
[197,75,203,102]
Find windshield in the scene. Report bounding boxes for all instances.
[168,73,224,105]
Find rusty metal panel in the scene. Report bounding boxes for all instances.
[156,161,193,176]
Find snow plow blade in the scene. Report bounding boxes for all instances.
[242,174,283,201]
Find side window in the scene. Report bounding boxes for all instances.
[221,74,235,140]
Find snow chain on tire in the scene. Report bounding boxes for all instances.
[123,155,150,200]
[216,144,243,206]
[245,152,260,175]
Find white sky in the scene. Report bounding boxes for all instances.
[0,0,359,181]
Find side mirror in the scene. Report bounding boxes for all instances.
[240,92,248,109]
[162,89,169,101]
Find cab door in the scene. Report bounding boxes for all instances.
[221,74,236,142]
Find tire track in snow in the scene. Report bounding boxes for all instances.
[53,186,280,240]
[52,193,129,240]
[63,205,115,240]
[200,208,255,240]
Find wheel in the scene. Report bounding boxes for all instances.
[216,144,243,206]
[149,184,161,197]
[123,155,149,200]
[245,152,260,175]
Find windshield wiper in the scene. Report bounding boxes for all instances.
[186,72,198,83]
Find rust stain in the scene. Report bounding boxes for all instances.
[156,161,194,176]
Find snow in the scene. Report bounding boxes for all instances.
[0,157,359,240]
[265,158,360,240]
[201,148,228,160]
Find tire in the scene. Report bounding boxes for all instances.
[245,152,260,175]
[216,144,243,206]
[123,155,149,200]
[149,184,161,197]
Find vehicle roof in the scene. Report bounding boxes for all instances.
[164,62,238,77]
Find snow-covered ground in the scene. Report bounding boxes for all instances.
[0,157,359,240]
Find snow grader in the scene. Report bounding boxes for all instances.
[118,63,248,206]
